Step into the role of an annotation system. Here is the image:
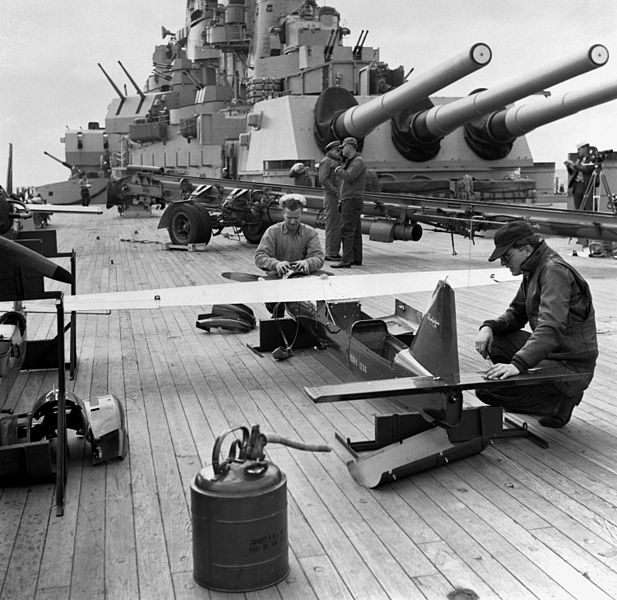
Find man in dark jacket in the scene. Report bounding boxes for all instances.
[475,221,598,428]
[318,141,342,260]
[565,141,595,210]
[331,137,366,268]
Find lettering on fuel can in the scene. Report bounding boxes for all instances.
[249,527,284,553]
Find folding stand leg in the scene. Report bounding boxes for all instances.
[55,297,67,516]
[501,415,548,449]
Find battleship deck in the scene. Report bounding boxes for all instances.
[2,208,617,600]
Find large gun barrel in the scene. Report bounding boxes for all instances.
[394,44,608,160]
[43,150,74,170]
[313,43,491,149]
[477,78,617,145]
[337,43,491,139]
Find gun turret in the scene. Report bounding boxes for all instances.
[465,78,617,159]
[313,43,492,150]
[43,150,76,171]
[392,44,609,161]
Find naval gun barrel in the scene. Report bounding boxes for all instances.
[117,61,146,100]
[98,62,126,101]
[43,150,74,170]
[336,43,491,139]
[313,44,491,149]
[416,45,607,139]
[476,78,617,148]
[395,44,609,161]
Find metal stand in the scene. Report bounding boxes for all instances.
[54,294,67,516]
[580,164,616,213]
[334,406,547,488]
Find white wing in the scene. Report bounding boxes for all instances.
[62,268,519,312]
[25,205,103,214]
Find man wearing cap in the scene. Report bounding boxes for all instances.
[288,162,314,187]
[474,220,597,428]
[331,137,366,268]
[255,194,324,278]
[318,141,342,260]
[565,142,595,210]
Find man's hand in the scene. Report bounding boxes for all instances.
[276,261,292,277]
[483,363,521,380]
[292,259,310,274]
[475,326,494,359]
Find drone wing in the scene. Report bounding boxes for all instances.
[62,268,518,312]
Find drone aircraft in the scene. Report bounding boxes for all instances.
[0,234,585,499]
[56,257,587,487]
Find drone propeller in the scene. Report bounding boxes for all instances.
[0,235,73,284]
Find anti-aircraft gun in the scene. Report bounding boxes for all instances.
[43,151,83,178]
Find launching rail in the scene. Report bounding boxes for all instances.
[148,173,617,244]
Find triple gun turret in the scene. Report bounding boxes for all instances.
[313,44,611,162]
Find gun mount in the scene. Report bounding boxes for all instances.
[313,43,492,149]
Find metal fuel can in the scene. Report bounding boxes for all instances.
[191,458,289,592]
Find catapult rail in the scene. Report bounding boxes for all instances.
[158,173,617,242]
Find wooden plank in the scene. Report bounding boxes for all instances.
[430,466,612,600]
[1,484,54,600]
[117,311,175,599]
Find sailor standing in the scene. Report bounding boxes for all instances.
[331,137,366,268]
[79,174,91,207]
[318,141,342,260]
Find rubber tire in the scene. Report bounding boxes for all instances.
[195,207,212,245]
[242,222,266,244]
[168,204,211,245]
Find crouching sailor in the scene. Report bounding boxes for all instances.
[474,221,598,428]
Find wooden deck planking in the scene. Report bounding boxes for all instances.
[2,209,617,599]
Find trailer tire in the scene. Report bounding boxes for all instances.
[194,206,213,245]
[242,222,266,244]
[168,204,211,245]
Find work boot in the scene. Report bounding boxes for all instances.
[539,397,579,428]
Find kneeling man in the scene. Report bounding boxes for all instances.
[255,193,324,278]
[475,221,597,428]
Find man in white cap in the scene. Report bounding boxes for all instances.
[255,193,324,278]
[564,141,595,210]
[331,136,366,268]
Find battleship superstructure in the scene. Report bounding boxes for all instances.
[39,0,617,209]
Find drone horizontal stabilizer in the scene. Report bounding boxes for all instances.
[305,369,587,403]
[62,268,519,312]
